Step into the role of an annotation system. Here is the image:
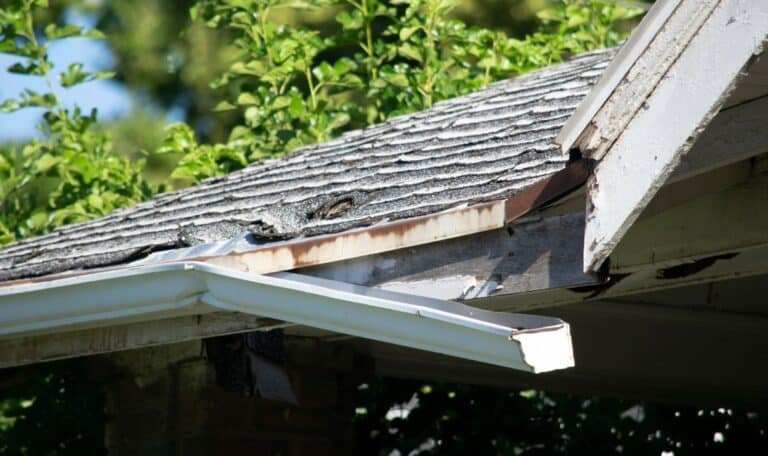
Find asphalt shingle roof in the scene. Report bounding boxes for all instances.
[0,47,615,282]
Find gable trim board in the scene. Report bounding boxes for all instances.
[559,0,768,272]
[554,0,683,153]
[0,262,573,373]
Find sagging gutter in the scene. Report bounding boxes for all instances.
[0,262,574,373]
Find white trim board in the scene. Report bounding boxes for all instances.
[555,0,683,153]
[582,0,768,271]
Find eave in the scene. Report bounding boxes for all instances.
[555,0,768,272]
[0,262,574,374]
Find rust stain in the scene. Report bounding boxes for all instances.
[1,161,590,287]
[206,199,507,274]
[207,161,589,275]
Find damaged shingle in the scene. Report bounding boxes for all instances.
[310,197,355,221]
[0,47,617,281]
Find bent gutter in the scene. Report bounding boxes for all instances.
[0,262,573,374]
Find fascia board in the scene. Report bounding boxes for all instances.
[0,262,573,373]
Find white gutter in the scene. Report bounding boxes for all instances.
[0,262,573,373]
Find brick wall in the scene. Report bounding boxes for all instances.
[104,339,364,455]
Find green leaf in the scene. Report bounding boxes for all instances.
[44,24,82,40]
[311,61,334,81]
[58,63,90,88]
[35,154,59,172]
[244,106,260,124]
[158,123,197,154]
[87,193,104,211]
[230,60,266,76]
[83,29,106,39]
[0,99,21,113]
[19,89,57,109]
[328,112,350,130]
[7,61,44,75]
[333,57,355,76]
[236,92,260,106]
[272,96,292,109]
[213,100,236,111]
[336,10,363,30]
[383,72,409,88]
[399,26,420,41]
[92,71,115,80]
[289,95,304,118]
[26,211,49,232]
[398,44,423,63]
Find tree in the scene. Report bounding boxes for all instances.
[7,1,766,455]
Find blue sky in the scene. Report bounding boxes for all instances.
[0,10,132,142]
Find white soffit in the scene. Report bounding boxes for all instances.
[0,262,574,374]
[580,0,768,271]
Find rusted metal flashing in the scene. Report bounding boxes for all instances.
[203,161,589,275]
[0,162,589,286]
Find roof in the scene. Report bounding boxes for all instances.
[0,47,615,282]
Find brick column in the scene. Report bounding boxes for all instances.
[104,339,363,455]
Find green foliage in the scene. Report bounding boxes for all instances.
[84,0,240,143]
[0,361,106,456]
[535,0,641,52]
[158,123,248,181]
[171,0,640,182]
[355,379,768,455]
[0,0,155,244]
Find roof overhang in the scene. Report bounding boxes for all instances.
[0,262,574,373]
[556,0,768,272]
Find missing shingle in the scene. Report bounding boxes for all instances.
[308,196,355,221]
[249,219,295,240]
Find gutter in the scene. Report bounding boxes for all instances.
[0,261,574,374]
